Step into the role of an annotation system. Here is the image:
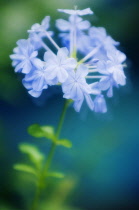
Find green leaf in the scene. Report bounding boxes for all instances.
[57,139,72,148]
[19,143,44,167]
[13,164,37,176]
[47,172,65,179]
[41,125,55,139]
[28,124,55,140]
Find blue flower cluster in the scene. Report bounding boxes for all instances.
[10,8,126,113]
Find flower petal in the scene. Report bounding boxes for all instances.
[56,19,71,31]
[28,90,42,98]
[85,94,94,110]
[73,99,84,112]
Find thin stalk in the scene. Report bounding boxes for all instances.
[55,99,69,139]
[86,75,104,79]
[30,100,69,210]
[89,70,98,73]
[88,66,97,69]
[73,15,77,58]
[70,13,77,58]
[30,181,42,210]
[40,40,53,52]
[70,28,74,56]
[78,45,100,64]
[45,31,60,50]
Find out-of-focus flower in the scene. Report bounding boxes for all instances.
[28,16,53,50]
[10,39,38,74]
[94,94,107,113]
[106,49,126,85]
[28,16,50,33]
[56,16,91,53]
[56,16,91,32]
[97,49,126,97]
[86,27,119,62]
[89,27,119,50]
[58,8,93,16]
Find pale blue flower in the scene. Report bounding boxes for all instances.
[98,74,118,98]
[29,33,42,50]
[56,15,91,32]
[10,39,38,74]
[22,59,57,98]
[99,49,126,84]
[87,27,119,62]
[56,16,90,53]
[94,94,107,113]
[62,64,94,112]
[28,16,50,33]
[58,8,93,16]
[89,27,119,50]
[44,47,77,83]
[28,16,53,50]
[89,82,101,95]
[97,49,126,97]
[106,49,126,82]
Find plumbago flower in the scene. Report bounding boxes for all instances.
[10,39,38,74]
[44,47,77,83]
[56,15,91,52]
[97,49,126,97]
[22,59,57,97]
[10,7,127,113]
[28,16,53,50]
[62,64,99,112]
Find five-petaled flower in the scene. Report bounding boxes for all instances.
[22,59,57,98]
[97,48,126,97]
[10,39,38,74]
[62,64,100,112]
[44,47,77,83]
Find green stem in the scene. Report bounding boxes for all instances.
[55,99,69,139]
[30,99,69,210]
[30,183,41,210]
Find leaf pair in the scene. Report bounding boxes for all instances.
[19,143,44,169]
[14,143,64,179]
[13,143,44,179]
[28,124,72,148]
[14,163,64,179]
[28,124,55,141]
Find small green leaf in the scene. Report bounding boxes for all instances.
[28,124,44,138]
[13,164,37,176]
[47,172,65,179]
[41,125,55,140]
[28,124,55,140]
[57,139,72,148]
[19,143,44,167]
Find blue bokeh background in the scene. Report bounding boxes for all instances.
[0,0,139,209]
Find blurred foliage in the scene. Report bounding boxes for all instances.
[12,169,80,210]
[40,177,82,210]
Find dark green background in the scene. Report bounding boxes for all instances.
[0,0,139,209]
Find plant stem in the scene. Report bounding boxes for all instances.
[78,45,100,64]
[30,99,69,210]
[55,99,69,139]
[45,31,60,50]
[30,183,41,210]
